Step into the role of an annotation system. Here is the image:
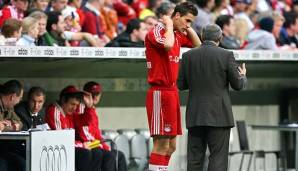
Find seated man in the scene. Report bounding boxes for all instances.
[15,87,46,131]
[45,85,116,171]
[0,80,25,171]
[75,81,127,171]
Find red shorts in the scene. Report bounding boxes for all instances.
[146,87,182,136]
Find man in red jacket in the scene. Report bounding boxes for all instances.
[45,85,116,171]
[75,81,127,171]
[0,0,28,28]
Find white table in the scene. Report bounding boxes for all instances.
[0,130,74,171]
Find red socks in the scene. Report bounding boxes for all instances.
[148,153,171,171]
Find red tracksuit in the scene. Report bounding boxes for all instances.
[75,104,109,150]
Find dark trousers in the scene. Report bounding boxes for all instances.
[0,152,25,171]
[75,148,102,171]
[111,150,127,171]
[187,126,230,171]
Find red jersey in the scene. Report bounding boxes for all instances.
[0,5,24,28]
[74,104,109,150]
[45,102,84,147]
[145,23,193,88]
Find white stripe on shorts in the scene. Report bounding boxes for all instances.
[152,90,161,135]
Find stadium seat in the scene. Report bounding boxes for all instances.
[114,134,131,166]
[102,129,119,140]
[135,128,152,159]
[130,134,148,171]
[117,129,137,140]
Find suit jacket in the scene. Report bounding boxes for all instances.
[177,41,247,128]
[14,101,45,131]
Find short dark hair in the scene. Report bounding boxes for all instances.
[191,0,209,8]
[28,87,46,100]
[215,15,233,29]
[283,12,298,29]
[0,80,23,96]
[126,19,142,34]
[172,1,198,18]
[201,24,222,42]
[46,11,61,32]
[1,19,22,38]
[259,17,274,32]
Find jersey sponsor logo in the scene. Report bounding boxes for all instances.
[169,55,179,63]
[147,62,152,69]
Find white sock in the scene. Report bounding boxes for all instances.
[148,164,168,171]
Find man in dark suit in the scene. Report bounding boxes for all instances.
[15,86,46,131]
[177,24,247,171]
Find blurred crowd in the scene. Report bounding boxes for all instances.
[0,0,297,50]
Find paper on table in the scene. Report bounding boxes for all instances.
[0,131,29,135]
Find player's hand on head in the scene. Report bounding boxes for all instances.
[160,15,173,29]
[83,92,93,108]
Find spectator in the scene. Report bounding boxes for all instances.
[81,0,110,46]
[0,0,29,28]
[293,0,298,14]
[0,18,22,46]
[233,0,254,31]
[216,15,241,49]
[279,12,298,48]
[234,18,249,47]
[28,10,55,46]
[74,81,128,171]
[191,0,215,35]
[113,0,136,28]
[50,0,68,12]
[245,16,278,50]
[29,0,49,11]
[46,11,99,46]
[271,11,285,46]
[212,0,234,21]
[101,0,119,39]
[16,17,39,46]
[139,0,162,20]
[67,0,85,26]
[143,15,157,31]
[45,85,115,171]
[105,18,148,47]
[0,80,24,171]
[15,86,46,131]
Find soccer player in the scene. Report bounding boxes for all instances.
[145,2,201,171]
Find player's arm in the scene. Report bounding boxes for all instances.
[186,27,201,47]
[162,16,175,51]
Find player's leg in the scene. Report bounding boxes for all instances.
[149,135,172,171]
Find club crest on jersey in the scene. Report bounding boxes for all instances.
[164,124,172,132]
[169,55,179,63]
